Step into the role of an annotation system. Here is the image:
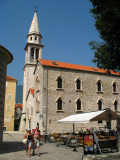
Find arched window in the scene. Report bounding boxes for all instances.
[76,79,81,90]
[114,100,118,111]
[36,49,39,60]
[30,48,34,61]
[97,80,102,92]
[77,99,81,111]
[98,100,102,110]
[113,82,117,93]
[57,99,62,110]
[57,77,62,88]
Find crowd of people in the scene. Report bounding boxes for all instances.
[24,126,41,157]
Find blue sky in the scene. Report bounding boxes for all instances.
[0,0,101,85]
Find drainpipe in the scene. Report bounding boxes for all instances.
[45,67,48,135]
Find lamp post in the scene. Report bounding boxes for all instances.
[108,109,112,130]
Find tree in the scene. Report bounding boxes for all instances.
[89,0,120,71]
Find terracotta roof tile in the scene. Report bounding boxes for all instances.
[39,59,120,76]
[30,88,34,96]
[15,104,23,108]
[6,75,17,81]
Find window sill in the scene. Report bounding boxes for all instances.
[97,91,103,94]
[56,110,64,113]
[75,89,83,92]
[56,88,64,91]
[76,110,82,113]
[112,92,118,95]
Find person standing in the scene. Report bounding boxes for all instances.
[24,129,33,157]
[33,126,41,156]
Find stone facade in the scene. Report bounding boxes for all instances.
[32,63,120,133]
[0,45,13,142]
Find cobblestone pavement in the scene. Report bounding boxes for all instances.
[0,132,84,160]
[0,132,120,160]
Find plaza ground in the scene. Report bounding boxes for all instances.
[0,132,84,160]
[0,132,120,160]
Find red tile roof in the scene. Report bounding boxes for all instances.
[26,88,34,100]
[30,88,34,96]
[15,104,23,108]
[39,59,120,76]
[6,75,17,81]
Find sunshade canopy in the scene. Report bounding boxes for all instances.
[57,109,120,124]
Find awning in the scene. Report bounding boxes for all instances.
[57,109,120,124]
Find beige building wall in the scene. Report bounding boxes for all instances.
[4,78,17,131]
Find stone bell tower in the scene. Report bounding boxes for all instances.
[20,10,44,131]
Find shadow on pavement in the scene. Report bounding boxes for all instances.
[0,142,25,154]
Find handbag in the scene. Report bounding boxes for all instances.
[23,138,27,144]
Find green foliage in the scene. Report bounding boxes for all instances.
[89,0,120,71]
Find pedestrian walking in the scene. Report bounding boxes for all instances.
[24,129,33,157]
[33,126,41,156]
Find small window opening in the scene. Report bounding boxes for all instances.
[57,99,62,110]
[76,79,81,90]
[57,77,62,88]
[77,99,81,110]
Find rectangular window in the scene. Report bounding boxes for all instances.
[6,104,11,111]
[6,82,8,87]
[6,94,12,100]
[5,116,10,122]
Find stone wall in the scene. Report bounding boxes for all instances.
[0,45,13,142]
[20,64,36,131]
[41,67,120,133]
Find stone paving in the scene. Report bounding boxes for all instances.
[0,132,120,160]
[0,132,84,160]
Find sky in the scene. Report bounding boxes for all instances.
[0,0,101,85]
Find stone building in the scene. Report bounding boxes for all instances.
[3,75,17,131]
[20,11,120,133]
[0,45,13,142]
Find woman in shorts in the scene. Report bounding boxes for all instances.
[24,129,33,157]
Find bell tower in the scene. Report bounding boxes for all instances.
[25,9,44,64]
[20,10,44,131]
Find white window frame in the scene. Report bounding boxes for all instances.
[5,116,10,122]
[6,94,12,100]
[6,104,11,111]
[75,97,82,112]
[75,77,83,92]
[6,82,8,88]
[96,80,103,93]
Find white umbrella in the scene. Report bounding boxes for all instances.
[57,109,119,124]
